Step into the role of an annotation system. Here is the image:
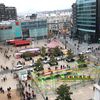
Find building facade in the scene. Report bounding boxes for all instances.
[72,3,77,28]
[71,3,77,39]
[0,3,17,21]
[0,19,48,41]
[76,0,100,43]
[21,19,48,39]
[47,15,71,36]
[0,21,22,41]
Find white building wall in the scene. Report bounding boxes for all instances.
[94,84,100,100]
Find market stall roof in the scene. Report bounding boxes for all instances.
[47,39,60,48]
[6,39,30,46]
[14,40,30,46]
[19,48,40,53]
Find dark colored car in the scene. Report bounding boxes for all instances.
[41,57,50,64]
[49,61,58,66]
[24,57,32,61]
[65,57,75,62]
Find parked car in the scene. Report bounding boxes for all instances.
[65,57,75,62]
[43,60,49,64]
[42,57,50,64]
[49,61,58,66]
[13,64,23,71]
[24,57,32,61]
[56,56,63,61]
[29,63,36,67]
[79,50,91,54]
[85,50,92,53]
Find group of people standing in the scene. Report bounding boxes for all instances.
[7,87,12,99]
[0,86,12,99]
[22,81,36,100]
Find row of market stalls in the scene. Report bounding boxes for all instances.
[15,48,40,59]
[14,39,68,81]
[6,39,30,46]
[13,38,67,59]
[6,38,62,48]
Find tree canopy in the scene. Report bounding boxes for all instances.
[21,51,33,58]
[41,46,46,57]
[56,84,72,100]
[78,54,85,63]
[67,49,73,59]
[34,58,44,72]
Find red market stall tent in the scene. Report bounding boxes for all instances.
[6,39,30,46]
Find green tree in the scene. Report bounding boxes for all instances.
[50,55,57,62]
[53,47,62,57]
[56,84,72,100]
[34,58,44,72]
[41,46,46,57]
[50,47,62,57]
[78,63,87,68]
[49,55,58,66]
[67,49,73,59]
[77,54,87,68]
[78,54,85,63]
[21,51,33,58]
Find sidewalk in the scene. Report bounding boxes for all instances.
[0,89,21,100]
[21,80,45,100]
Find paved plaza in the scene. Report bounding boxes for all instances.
[0,39,98,100]
[71,84,94,100]
[0,89,21,100]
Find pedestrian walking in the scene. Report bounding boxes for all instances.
[32,90,36,98]
[11,70,13,73]
[6,66,9,70]
[45,96,48,100]
[60,65,62,69]
[3,77,6,82]
[0,87,3,93]
[28,84,31,91]
[7,87,11,92]
[7,92,11,99]
[1,65,3,69]
[27,93,31,100]
[25,81,27,87]
[2,89,4,94]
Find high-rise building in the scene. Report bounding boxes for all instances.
[71,3,77,39]
[0,3,17,21]
[75,0,100,43]
[72,3,77,28]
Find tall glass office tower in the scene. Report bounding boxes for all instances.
[76,0,100,43]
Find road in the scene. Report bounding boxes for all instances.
[59,35,100,55]
[0,65,33,75]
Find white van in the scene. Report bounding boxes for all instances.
[13,64,23,70]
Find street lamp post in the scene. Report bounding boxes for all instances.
[64,34,67,49]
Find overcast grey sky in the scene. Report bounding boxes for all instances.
[1,0,76,14]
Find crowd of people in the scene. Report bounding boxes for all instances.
[0,86,12,99]
[0,46,17,99]
[0,44,35,100]
[22,81,36,100]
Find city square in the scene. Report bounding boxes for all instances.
[0,0,100,100]
[0,38,99,100]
